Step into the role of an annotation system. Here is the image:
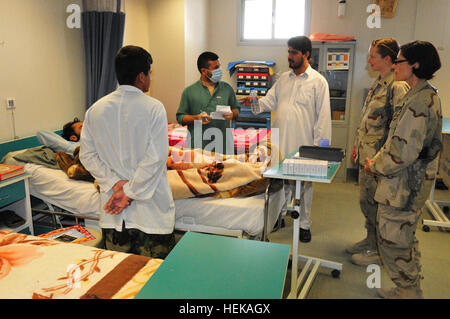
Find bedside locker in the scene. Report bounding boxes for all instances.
[0,173,33,235]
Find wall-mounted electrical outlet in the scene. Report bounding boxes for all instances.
[6,98,16,110]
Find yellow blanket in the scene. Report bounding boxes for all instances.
[168,144,278,199]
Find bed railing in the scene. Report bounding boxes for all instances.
[0,130,63,160]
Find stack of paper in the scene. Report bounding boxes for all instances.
[282,159,328,177]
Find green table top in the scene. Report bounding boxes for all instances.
[263,151,341,183]
[135,232,290,299]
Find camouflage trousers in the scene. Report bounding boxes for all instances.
[102,222,176,259]
[376,204,423,288]
[358,166,378,250]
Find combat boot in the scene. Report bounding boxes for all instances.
[346,230,377,255]
[351,249,380,266]
[377,285,423,299]
[345,238,370,254]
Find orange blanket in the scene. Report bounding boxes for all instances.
[0,231,162,299]
[310,32,355,42]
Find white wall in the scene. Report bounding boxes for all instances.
[0,0,85,142]
[146,0,185,123]
[184,0,209,86]
[0,0,190,144]
[124,0,207,123]
[123,0,151,54]
[415,0,450,118]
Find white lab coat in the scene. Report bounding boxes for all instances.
[259,66,332,158]
[79,85,175,234]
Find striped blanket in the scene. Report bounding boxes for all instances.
[168,146,277,199]
[51,141,280,200]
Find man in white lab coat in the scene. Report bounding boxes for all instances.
[242,36,331,242]
[79,46,176,258]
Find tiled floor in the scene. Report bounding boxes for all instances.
[267,181,450,299]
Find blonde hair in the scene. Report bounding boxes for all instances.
[371,38,400,63]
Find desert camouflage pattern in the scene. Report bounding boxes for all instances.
[371,79,442,289]
[103,222,176,259]
[372,79,442,210]
[439,133,450,188]
[358,167,378,249]
[377,204,423,288]
[354,72,408,249]
[354,72,409,166]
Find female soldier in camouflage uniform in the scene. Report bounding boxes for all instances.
[365,41,442,299]
[349,39,409,266]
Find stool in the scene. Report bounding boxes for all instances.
[79,227,104,248]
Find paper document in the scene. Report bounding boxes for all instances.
[211,105,232,120]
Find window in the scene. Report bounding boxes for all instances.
[239,0,311,45]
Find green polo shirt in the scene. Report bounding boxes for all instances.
[176,80,239,154]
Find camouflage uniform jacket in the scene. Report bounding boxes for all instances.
[354,72,409,166]
[369,79,443,210]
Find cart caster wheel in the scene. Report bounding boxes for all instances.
[289,210,299,219]
[422,225,430,232]
[331,270,340,278]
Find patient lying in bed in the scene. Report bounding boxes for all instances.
[1,139,284,239]
[56,141,278,200]
[6,125,279,201]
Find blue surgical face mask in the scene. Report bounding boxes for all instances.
[208,68,223,83]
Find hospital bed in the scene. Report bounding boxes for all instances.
[1,135,284,240]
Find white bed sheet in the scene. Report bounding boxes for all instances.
[3,152,284,237]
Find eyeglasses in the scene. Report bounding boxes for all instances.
[393,59,408,64]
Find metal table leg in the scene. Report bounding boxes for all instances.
[287,180,343,299]
[423,179,450,231]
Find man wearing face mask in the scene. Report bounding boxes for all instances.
[176,51,239,154]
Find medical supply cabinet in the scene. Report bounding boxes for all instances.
[311,41,356,181]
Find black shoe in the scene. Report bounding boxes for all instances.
[299,228,311,243]
[273,218,286,230]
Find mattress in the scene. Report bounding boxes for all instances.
[3,151,284,237]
